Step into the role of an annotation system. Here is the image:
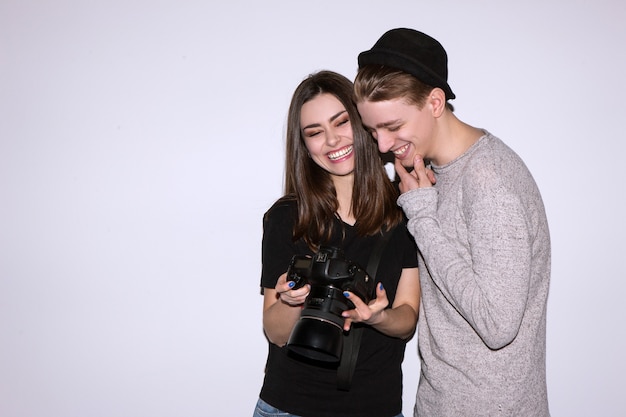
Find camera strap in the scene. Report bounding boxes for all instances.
[336,229,393,391]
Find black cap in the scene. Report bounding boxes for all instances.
[358,28,456,100]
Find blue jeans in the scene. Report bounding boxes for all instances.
[252,398,403,417]
[253,399,301,417]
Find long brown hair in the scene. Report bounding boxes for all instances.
[282,70,402,249]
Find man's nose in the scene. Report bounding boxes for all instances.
[375,131,393,153]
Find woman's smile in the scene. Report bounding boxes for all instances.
[327,145,353,162]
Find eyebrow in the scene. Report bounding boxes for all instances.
[374,119,401,129]
[302,110,347,130]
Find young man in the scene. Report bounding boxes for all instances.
[354,28,551,417]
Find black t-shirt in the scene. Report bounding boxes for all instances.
[258,199,419,417]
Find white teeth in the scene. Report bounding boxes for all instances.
[393,144,410,156]
[328,145,353,160]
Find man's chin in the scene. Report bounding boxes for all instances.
[397,157,414,171]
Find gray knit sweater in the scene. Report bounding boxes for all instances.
[398,132,551,417]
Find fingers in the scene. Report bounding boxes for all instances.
[343,316,353,331]
[281,284,310,306]
[276,273,310,306]
[395,158,419,193]
[412,155,434,188]
[341,291,363,331]
[276,274,295,295]
[342,283,389,328]
[374,283,390,312]
[375,282,387,299]
[426,167,437,184]
[395,154,434,193]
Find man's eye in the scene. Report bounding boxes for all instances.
[388,126,400,132]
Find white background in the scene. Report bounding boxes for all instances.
[1,1,624,416]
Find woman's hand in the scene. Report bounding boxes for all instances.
[275,272,310,306]
[341,267,420,339]
[262,273,311,346]
[340,282,390,331]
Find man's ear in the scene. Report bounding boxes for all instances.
[429,88,447,118]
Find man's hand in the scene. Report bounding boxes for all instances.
[395,155,435,194]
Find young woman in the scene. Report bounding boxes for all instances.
[253,71,420,417]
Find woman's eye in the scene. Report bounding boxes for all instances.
[305,130,321,137]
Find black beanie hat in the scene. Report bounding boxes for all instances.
[358,28,456,100]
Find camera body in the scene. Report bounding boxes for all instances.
[286,246,375,362]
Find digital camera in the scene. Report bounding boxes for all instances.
[285,246,375,362]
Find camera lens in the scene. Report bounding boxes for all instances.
[287,316,344,362]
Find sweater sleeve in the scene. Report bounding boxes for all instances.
[398,178,532,350]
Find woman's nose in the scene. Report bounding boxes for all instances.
[325,130,340,147]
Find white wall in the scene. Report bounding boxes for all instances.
[1,1,624,416]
